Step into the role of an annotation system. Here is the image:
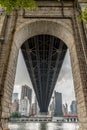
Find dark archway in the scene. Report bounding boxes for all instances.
[21,35,67,112]
[0,18,86,130]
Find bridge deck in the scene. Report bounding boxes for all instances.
[21,35,67,112]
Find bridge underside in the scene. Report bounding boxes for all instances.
[21,35,67,112]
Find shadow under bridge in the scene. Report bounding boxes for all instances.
[21,34,67,113]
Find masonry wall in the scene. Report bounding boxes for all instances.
[0,1,87,130]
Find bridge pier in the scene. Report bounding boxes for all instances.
[0,1,86,130]
[0,119,10,130]
[0,12,18,130]
[79,118,87,130]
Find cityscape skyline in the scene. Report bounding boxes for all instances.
[13,49,75,106]
[12,91,77,116]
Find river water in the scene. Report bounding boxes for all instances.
[9,123,79,130]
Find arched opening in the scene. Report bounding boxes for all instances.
[21,34,67,113]
[0,20,86,130]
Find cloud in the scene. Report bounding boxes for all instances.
[14,49,35,101]
[14,49,75,105]
[57,50,72,82]
[14,49,33,88]
[54,50,75,106]
[13,85,21,99]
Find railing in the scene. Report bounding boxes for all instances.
[9,116,78,123]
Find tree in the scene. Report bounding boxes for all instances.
[80,6,87,23]
[0,0,37,14]
[10,112,21,118]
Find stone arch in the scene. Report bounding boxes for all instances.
[1,19,87,130]
[13,20,74,49]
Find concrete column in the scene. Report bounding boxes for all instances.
[0,13,18,130]
[70,37,87,130]
[1,118,10,130]
[0,42,19,130]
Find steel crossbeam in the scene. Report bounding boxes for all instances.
[21,35,67,112]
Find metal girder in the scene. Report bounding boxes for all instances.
[45,37,54,110]
[34,37,43,109]
[21,35,67,112]
[47,40,67,106]
[22,41,41,107]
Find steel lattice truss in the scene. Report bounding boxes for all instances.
[21,35,67,112]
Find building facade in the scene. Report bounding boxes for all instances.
[62,103,68,115]
[49,97,55,116]
[54,91,63,116]
[31,96,38,115]
[21,85,32,104]
[19,97,30,116]
[70,100,77,114]
[11,99,19,113]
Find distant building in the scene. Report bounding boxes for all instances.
[49,97,55,116]
[54,91,63,116]
[11,99,19,113]
[62,103,68,115]
[31,96,38,115]
[37,104,40,115]
[21,85,32,104]
[21,85,32,114]
[12,93,18,102]
[31,103,36,115]
[19,97,30,116]
[35,96,38,115]
[70,100,77,114]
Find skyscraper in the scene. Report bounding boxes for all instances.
[62,103,68,115]
[70,100,77,114]
[11,99,19,113]
[49,97,55,116]
[34,96,38,115]
[19,97,30,116]
[54,91,63,116]
[31,96,38,115]
[21,85,32,104]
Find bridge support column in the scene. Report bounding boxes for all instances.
[0,42,18,130]
[0,13,18,129]
[1,118,10,130]
[70,38,87,130]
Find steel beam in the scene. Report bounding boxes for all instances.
[21,35,67,112]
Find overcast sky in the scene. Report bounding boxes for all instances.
[14,49,34,100]
[13,49,76,106]
[54,50,75,105]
